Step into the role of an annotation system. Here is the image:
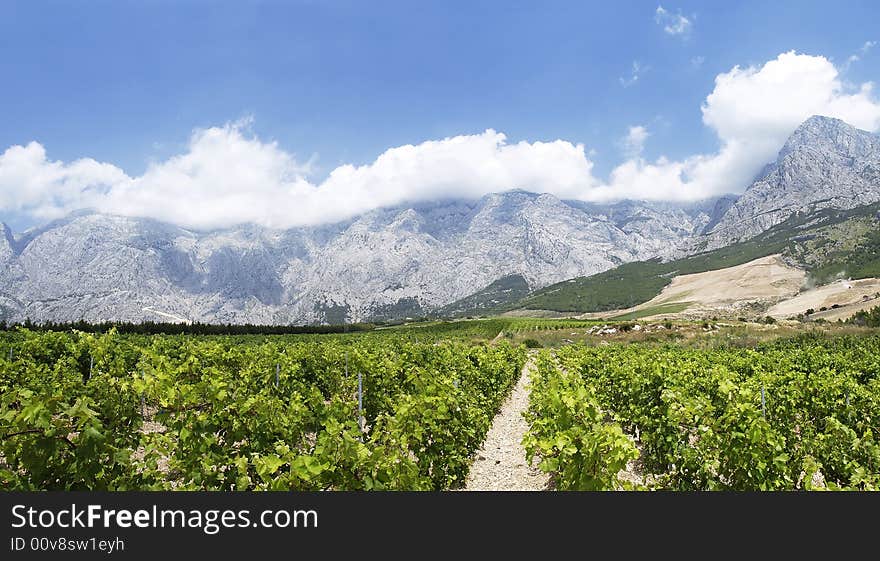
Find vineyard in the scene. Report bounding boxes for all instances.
[524,334,880,490]
[2,320,879,491]
[0,327,525,490]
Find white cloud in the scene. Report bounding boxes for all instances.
[0,125,599,230]
[655,5,692,36]
[620,126,650,158]
[620,61,647,88]
[691,55,706,69]
[0,142,128,220]
[2,50,880,228]
[843,40,877,72]
[597,51,880,201]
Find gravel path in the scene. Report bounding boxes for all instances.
[464,355,551,491]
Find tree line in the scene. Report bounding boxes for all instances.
[0,318,376,336]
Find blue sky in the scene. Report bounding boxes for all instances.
[1,1,879,231]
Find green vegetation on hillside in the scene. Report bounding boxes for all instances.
[848,305,880,327]
[801,219,880,283]
[438,274,530,317]
[511,203,880,314]
[367,297,425,322]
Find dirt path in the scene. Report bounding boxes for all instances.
[464,355,551,491]
[767,277,880,319]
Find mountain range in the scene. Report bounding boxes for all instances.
[1,115,878,325]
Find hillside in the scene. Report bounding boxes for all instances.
[508,202,880,314]
[449,116,880,318]
[767,278,880,320]
[587,255,805,321]
[437,274,531,318]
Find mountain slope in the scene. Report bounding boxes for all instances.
[0,223,14,322]
[700,115,880,249]
[437,274,531,318]
[511,202,880,314]
[602,254,807,320]
[0,192,713,324]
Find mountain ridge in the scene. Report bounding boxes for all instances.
[2,114,879,325]
[698,115,880,249]
[0,192,714,324]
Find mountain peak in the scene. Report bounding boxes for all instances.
[0,222,14,262]
[703,115,880,246]
[1,221,15,247]
[791,114,866,140]
[799,114,849,129]
[779,115,873,160]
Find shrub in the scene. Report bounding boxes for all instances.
[523,338,543,349]
[848,305,880,327]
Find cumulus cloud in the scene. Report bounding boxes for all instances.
[0,125,598,230]
[620,126,650,158]
[2,50,880,229]
[0,142,128,220]
[655,5,692,36]
[597,50,880,201]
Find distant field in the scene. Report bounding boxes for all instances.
[609,302,692,320]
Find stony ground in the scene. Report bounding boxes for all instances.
[464,355,551,491]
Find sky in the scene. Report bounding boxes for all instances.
[1,0,880,231]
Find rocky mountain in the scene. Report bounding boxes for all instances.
[1,223,13,265]
[0,192,714,324]
[700,115,880,249]
[3,114,878,325]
